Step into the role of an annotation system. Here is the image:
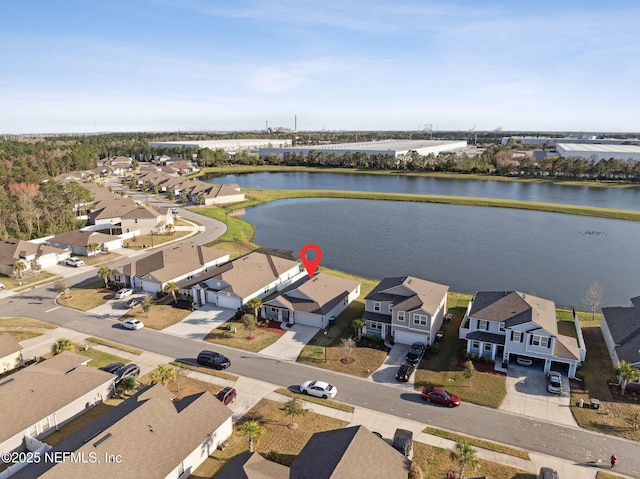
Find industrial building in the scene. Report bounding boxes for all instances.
[259,139,467,159]
[148,138,292,152]
[501,136,640,147]
[556,143,640,161]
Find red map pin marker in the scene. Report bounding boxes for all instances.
[300,244,322,278]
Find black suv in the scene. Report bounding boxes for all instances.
[406,342,425,363]
[100,362,124,374]
[396,363,416,382]
[197,350,231,370]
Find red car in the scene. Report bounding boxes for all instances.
[215,387,237,405]
[421,387,460,407]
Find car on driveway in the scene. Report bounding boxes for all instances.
[215,387,237,405]
[197,350,231,370]
[114,363,140,384]
[100,362,125,374]
[421,387,461,407]
[124,297,143,309]
[396,363,416,382]
[406,342,425,363]
[121,319,144,330]
[546,371,563,394]
[299,380,337,399]
[538,467,559,479]
[114,288,133,299]
[65,257,85,267]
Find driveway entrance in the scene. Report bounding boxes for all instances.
[499,365,577,427]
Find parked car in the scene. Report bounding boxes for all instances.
[392,428,413,457]
[538,466,559,479]
[65,257,85,267]
[396,363,416,382]
[421,387,461,407]
[215,387,237,405]
[114,363,140,384]
[517,356,533,366]
[100,362,125,374]
[121,319,144,330]
[0,282,5,290]
[124,297,144,309]
[114,288,133,299]
[197,350,231,370]
[299,380,337,399]
[406,342,426,363]
[546,371,563,394]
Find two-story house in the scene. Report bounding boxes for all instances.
[459,291,582,378]
[362,276,449,346]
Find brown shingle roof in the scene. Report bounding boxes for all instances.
[215,452,290,479]
[0,239,67,266]
[0,352,114,444]
[0,333,22,357]
[365,276,449,315]
[48,230,116,248]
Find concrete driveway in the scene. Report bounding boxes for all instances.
[368,343,415,390]
[259,323,319,361]
[86,293,148,321]
[162,304,236,340]
[500,365,577,427]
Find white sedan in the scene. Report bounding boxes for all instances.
[65,257,85,267]
[121,319,144,330]
[114,288,133,299]
[299,380,337,399]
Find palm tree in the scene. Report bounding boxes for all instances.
[283,398,307,429]
[351,318,365,340]
[163,281,179,303]
[151,364,177,386]
[247,297,262,319]
[97,267,112,288]
[238,420,264,453]
[141,295,153,317]
[13,261,27,280]
[52,338,75,355]
[615,360,640,396]
[451,442,479,479]
[87,242,101,256]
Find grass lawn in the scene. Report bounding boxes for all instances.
[414,294,507,409]
[274,387,354,413]
[124,230,191,250]
[203,320,285,353]
[424,427,530,460]
[75,346,129,369]
[189,398,349,479]
[204,239,258,259]
[81,252,122,266]
[570,321,640,441]
[121,301,192,330]
[190,205,255,244]
[138,367,224,398]
[596,471,627,479]
[0,270,57,290]
[59,279,114,311]
[412,442,535,479]
[0,317,57,342]
[86,337,143,355]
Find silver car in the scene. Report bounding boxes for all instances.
[546,371,563,394]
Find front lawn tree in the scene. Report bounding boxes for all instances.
[463,359,476,386]
[142,295,152,317]
[151,364,177,386]
[163,281,179,303]
[242,313,258,339]
[283,398,308,429]
[97,266,112,288]
[13,261,27,280]
[239,420,264,453]
[451,441,479,479]
[615,360,640,396]
[52,338,75,355]
[247,297,262,319]
[351,318,365,340]
[341,337,356,361]
[582,282,605,320]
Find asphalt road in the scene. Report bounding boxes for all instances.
[4,283,639,477]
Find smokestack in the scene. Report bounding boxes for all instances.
[295,115,297,132]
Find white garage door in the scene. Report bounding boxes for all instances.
[217,294,241,310]
[394,330,429,346]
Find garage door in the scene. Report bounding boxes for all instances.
[217,294,241,310]
[394,330,429,346]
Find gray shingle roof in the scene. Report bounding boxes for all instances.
[215,452,290,479]
[602,296,640,365]
[365,276,449,315]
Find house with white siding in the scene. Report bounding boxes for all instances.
[601,295,640,386]
[0,334,23,374]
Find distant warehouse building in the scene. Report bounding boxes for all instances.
[259,139,467,159]
[556,143,640,162]
[148,139,292,153]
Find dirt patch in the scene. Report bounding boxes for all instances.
[457,357,506,376]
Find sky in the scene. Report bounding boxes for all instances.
[2,0,640,134]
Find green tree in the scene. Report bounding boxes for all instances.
[13,260,27,280]
[238,420,264,453]
[52,338,75,355]
[351,318,365,340]
[283,398,307,429]
[97,267,112,288]
[247,297,262,319]
[451,441,479,479]
[119,376,137,394]
[242,313,258,338]
[463,360,476,386]
[615,360,640,396]
[163,281,179,303]
[87,243,101,256]
[151,364,177,386]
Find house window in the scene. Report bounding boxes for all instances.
[27,424,38,437]
[531,335,550,348]
[373,302,381,312]
[397,311,405,322]
[499,322,505,332]
[484,343,492,352]
[177,461,185,478]
[477,319,489,331]
[414,314,427,326]
[271,308,277,312]
[512,331,523,343]
[369,322,382,330]
[471,340,480,349]
[388,304,392,312]
[40,417,51,433]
